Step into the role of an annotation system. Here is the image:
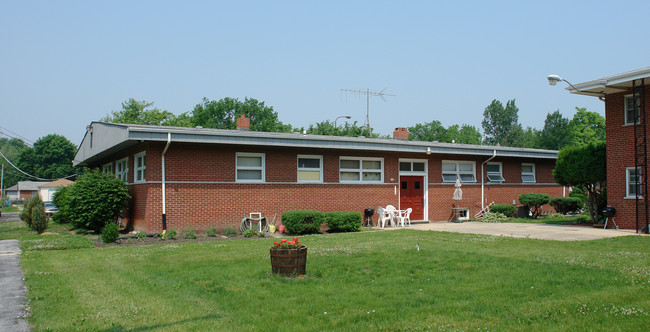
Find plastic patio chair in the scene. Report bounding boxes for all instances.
[397,208,412,227]
[377,206,392,228]
[385,205,397,227]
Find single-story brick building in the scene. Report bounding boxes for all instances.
[73,117,564,232]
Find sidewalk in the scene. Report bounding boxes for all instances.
[0,239,30,331]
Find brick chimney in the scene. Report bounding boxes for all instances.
[236,114,250,131]
[393,127,409,140]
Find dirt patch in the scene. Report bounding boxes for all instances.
[94,233,267,248]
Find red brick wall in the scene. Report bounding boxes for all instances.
[93,142,564,232]
[605,85,650,230]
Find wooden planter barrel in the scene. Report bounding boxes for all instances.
[270,246,307,276]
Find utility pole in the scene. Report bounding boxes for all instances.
[341,88,395,133]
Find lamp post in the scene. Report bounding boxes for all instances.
[547,74,580,91]
[334,115,351,128]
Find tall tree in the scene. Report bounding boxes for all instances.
[445,124,482,145]
[568,107,606,146]
[303,120,376,137]
[16,134,77,180]
[103,98,180,126]
[520,127,541,149]
[538,110,571,150]
[481,99,523,147]
[191,97,292,132]
[408,120,447,142]
[0,138,30,188]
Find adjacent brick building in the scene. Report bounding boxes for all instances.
[569,66,650,232]
[74,120,564,232]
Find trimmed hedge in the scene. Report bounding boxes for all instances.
[325,212,362,232]
[549,197,583,214]
[519,193,551,219]
[281,210,324,235]
[489,204,516,217]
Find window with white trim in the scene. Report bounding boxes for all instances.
[399,161,426,173]
[486,162,504,182]
[458,208,469,221]
[102,162,113,175]
[521,163,536,183]
[115,157,128,182]
[236,153,265,182]
[626,167,642,198]
[297,155,323,182]
[339,157,383,183]
[441,161,476,183]
[134,152,146,183]
[625,95,640,125]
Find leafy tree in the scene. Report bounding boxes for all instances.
[191,97,292,132]
[481,99,524,147]
[103,98,182,126]
[0,138,30,188]
[568,107,605,146]
[445,124,482,145]
[60,170,131,231]
[519,127,541,149]
[538,110,571,150]
[16,134,77,180]
[518,193,551,219]
[409,121,482,144]
[553,142,606,223]
[303,120,376,137]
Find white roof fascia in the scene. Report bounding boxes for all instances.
[570,67,650,96]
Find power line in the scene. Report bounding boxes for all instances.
[0,151,77,181]
[0,126,34,145]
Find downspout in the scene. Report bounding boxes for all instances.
[162,132,171,230]
[481,150,497,211]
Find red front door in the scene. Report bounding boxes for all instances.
[400,176,425,220]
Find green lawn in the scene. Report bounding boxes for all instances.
[2,205,20,213]
[5,221,649,331]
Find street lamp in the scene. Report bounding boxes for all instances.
[547,74,580,91]
[334,115,351,128]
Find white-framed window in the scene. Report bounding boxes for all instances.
[134,152,146,183]
[521,163,536,183]
[399,160,426,173]
[626,167,643,198]
[297,155,323,183]
[236,153,265,182]
[457,208,470,221]
[441,160,476,183]
[625,95,640,125]
[339,157,383,183]
[102,162,113,175]
[486,162,504,182]
[115,157,129,182]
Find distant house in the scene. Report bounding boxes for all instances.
[73,117,564,232]
[38,179,75,202]
[4,181,49,201]
[566,67,650,232]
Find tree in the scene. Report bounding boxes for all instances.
[303,120,376,137]
[568,107,605,146]
[445,124,482,145]
[0,138,30,188]
[538,110,571,150]
[481,99,523,147]
[16,134,77,180]
[553,142,606,223]
[519,127,541,149]
[191,97,292,132]
[518,193,551,219]
[409,121,482,144]
[103,98,182,126]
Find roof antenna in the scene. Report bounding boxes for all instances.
[340,88,395,133]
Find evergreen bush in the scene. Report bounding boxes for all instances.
[325,211,362,232]
[281,210,324,235]
[549,197,583,214]
[51,186,71,224]
[20,196,42,228]
[489,204,516,217]
[31,203,49,234]
[518,193,551,219]
[101,222,120,244]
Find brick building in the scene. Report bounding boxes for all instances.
[567,66,650,232]
[73,119,564,232]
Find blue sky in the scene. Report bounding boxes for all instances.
[1,1,649,146]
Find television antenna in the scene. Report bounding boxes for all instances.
[340,88,395,132]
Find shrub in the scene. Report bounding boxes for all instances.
[549,197,583,214]
[224,226,237,237]
[136,231,147,241]
[325,212,362,232]
[480,212,508,223]
[489,204,516,217]
[164,229,177,240]
[62,170,131,232]
[244,228,259,237]
[206,226,218,237]
[31,203,49,234]
[101,222,120,243]
[281,210,324,235]
[51,186,71,224]
[20,196,42,228]
[518,193,551,219]
[183,227,197,239]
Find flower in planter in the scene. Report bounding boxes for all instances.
[272,237,302,249]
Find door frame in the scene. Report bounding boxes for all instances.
[398,158,428,220]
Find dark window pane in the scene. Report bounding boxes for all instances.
[414,181,421,190]
[402,181,408,190]
[413,163,425,172]
[400,162,411,171]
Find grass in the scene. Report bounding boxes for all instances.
[0,220,94,251]
[11,226,649,331]
[2,205,20,213]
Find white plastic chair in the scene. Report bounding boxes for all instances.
[385,205,397,227]
[397,208,412,227]
[376,206,392,228]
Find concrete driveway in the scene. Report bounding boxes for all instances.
[406,221,641,241]
[0,212,30,331]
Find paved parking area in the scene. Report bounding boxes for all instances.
[406,222,641,241]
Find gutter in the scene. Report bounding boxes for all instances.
[161,132,171,230]
[481,150,497,211]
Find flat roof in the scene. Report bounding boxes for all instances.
[569,66,650,97]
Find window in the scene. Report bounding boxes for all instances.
[297,155,323,182]
[441,161,476,183]
[339,157,383,183]
[626,167,642,198]
[625,95,640,125]
[457,208,469,221]
[399,161,426,173]
[102,162,113,175]
[236,153,265,182]
[134,152,146,183]
[486,162,504,182]
[115,157,128,182]
[521,163,536,183]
